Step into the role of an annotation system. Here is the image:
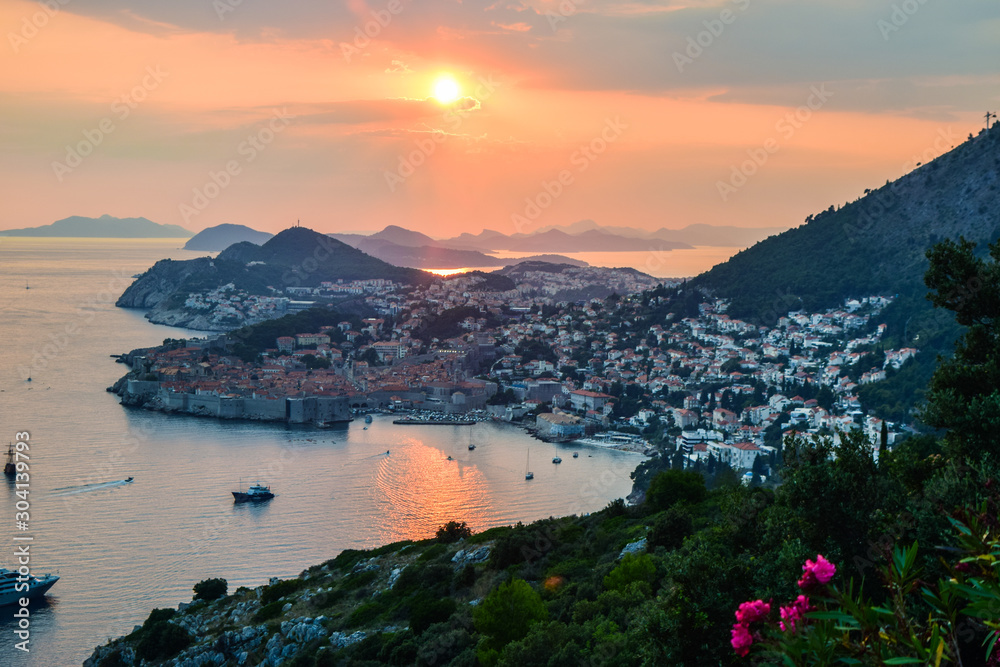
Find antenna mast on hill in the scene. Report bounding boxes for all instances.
[986,111,996,131]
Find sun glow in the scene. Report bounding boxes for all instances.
[432,76,461,104]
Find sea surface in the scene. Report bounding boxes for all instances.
[423,246,743,278]
[0,239,646,666]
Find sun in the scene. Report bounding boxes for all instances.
[432,76,461,104]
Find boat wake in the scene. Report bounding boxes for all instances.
[49,479,132,496]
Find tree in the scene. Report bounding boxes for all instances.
[645,469,707,510]
[474,579,548,665]
[648,506,694,551]
[301,354,330,370]
[923,237,1000,461]
[193,578,227,601]
[604,553,657,592]
[436,520,473,543]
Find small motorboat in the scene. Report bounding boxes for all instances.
[572,452,579,458]
[525,471,534,480]
[552,457,562,464]
[364,414,373,424]
[124,476,134,483]
[447,455,454,461]
[232,481,274,503]
[468,444,476,450]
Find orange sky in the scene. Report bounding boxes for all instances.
[1,0,997,237]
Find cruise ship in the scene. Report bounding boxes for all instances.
[0,567,59,606]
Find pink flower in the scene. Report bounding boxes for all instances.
[780,595,813,633]
[735,599,771,624]
[798,554,836,589]
[731,622,754,656]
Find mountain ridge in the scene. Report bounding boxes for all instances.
[0,214,192,238]
[116,226,434,329]
[693,125,1000,323]
[183,224,274,250]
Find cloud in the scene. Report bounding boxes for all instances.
[385,59,412,74]
[51,1,1000,117]
[290,96,481,126]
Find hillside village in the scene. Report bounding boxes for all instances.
[117,271,917,481]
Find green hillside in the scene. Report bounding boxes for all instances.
[693,125,1000,421]
[117,227,435,312]
[695,126,1000,322]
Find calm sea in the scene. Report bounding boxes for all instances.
[0,239,643,666]
[423,246,743,278]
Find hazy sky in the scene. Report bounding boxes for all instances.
[1,0,997,237]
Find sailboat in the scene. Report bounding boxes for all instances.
[525,450,533,480]
[468,424,476,450]
[4,444,16,477]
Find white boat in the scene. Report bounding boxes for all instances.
[0,567,59,607]
[232,481,274,503]
[525,450,533,480]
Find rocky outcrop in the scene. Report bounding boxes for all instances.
[86,539,495,667]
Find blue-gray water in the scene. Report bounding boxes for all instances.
[0,239,640,666]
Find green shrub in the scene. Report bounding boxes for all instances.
[347,601,386,628]
[454,564,476,589]
[603,553,656,592]
[255,600,284,622]
[474,579,548,665]
[645,470,707,510]
[410,596,457,634]
[647,506,694,551]
[141,607,176,629]
[193,577,228,602]
[135,619,192,662]
[261,578,305,605]
[418,543,448,562]
[342,569,378,591]
[98,650,125,667]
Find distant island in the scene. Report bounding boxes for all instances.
[0,214,192,238]
[116,226,436,330]
[184,223,275,251]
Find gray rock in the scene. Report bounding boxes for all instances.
[619,538,647,558]
[387,566,405,589]
[452,546,491,565]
